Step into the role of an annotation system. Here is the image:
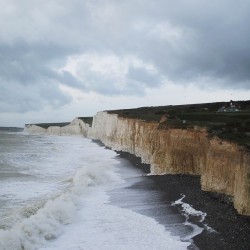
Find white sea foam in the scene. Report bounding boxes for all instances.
[0,134,190,250]
[172,195,207,240]
[40,190,190,250]
[173,195,207,222]
[0,152,120,250]
[0,135,119,249]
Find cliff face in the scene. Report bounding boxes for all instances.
[25,125,47,134]
[89,112,206,175]
[26,111,250,215]
[24,118,90,136]
[89,112,250,215]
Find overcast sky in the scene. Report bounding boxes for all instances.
[0,0,250,126]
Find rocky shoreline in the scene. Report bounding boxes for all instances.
[117,151,250,250]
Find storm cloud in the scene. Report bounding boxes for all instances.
[0,0,250,113]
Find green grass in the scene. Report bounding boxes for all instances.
[27,122,70,129]
[78,117,93,126]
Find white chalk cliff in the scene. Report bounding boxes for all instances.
[25,118,90,136]
[25,111,250,216]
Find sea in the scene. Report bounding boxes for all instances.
[0,131,200,250]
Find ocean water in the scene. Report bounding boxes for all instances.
[0,131,191,250]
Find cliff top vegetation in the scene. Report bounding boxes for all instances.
[25,122,70,129]
[78,117,93,126]
[108,100,250,149]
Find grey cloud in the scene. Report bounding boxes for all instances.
[58,53,163,95]
[127,66,161,88]
[130,0,250,88]
[64,67,150,96]
[0,80,71,113]
[0,43,72,112]
[0,0,250,113]
[0,42,76,112]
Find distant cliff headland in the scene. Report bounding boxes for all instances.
[25,100,250,216]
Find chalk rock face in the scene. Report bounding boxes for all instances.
[89,112,207,175]
[89,112,250,215]
[47,118,90,136]
[25,111,250,215]
[89,112,160,165]
[25,118,90,136]
[24,125,46,134]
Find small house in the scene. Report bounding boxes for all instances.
[217,101,240,112]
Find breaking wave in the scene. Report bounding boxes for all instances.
[0,164,120,250]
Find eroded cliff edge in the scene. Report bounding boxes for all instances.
[25,111,250,215]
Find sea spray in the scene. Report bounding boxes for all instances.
[0,132,192,250]
[0,161,120,250]
[0,133,120,249]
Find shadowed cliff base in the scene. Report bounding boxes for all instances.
[117,151,250,250]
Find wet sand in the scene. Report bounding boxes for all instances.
[116,151,250,250]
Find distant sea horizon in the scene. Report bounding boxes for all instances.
[0,127,24,132]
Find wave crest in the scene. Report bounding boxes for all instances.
[0,163,119,250]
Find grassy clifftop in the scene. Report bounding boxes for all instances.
[78,117,93,126]
[108,100,250,149]
[26,122,70,129]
